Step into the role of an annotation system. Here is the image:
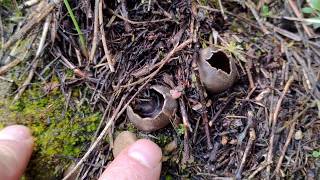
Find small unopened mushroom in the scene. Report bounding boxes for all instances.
[197,47,238,93]
[126,85,177,131]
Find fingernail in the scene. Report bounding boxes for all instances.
[128,139,162,169]
[0,125,32,141]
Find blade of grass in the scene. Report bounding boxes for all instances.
[63,0,88,57]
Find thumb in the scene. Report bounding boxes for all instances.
[99,139,162,180]
[0,125,34,180]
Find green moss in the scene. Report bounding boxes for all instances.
[155,133,173,147]
[0,0,14,8]
[0,0,22,18]
[126,122,137,133]
[3,84,101,179]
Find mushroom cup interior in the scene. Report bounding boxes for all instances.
[207,51,231,74]
[132,89,165,119]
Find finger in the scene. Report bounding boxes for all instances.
[0,125,34,180]
[99,139,162,180]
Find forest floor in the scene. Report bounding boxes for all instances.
[0,0,320,179]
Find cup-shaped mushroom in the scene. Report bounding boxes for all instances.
[126,85,177,132]
[197,47,238,93]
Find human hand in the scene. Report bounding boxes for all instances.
[0,125,162,180]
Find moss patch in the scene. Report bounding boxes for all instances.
[0,83,101,179]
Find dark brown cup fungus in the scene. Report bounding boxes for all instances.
[126,85,177,132]
[197,47,238,93]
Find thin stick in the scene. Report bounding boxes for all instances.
[0,51,29,75]
[248,162,273,179]
[287,0,313,37]
[13,14,51,101]
[122,39,192,88]
[274,122,296,175]
[108,8,171,25]
[209,94,235,126]
[2,2,55,52]
[89,0,100,62]
[235,112,256,179]
[35,14,51,58]
[99,0,115,72]
[266,75,294,179]
[179,99,191,164]
[0,14,3,48]
[245,58,255,90]
[182,127,190,164]
[179,99,193,132]
[217,0,226,19]
[62,94,128,180]
[245,0,269,34]
[120,0,131,31]
[13,59,39,101]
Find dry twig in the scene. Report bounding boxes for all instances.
[266,75,294,178]
[89,0,100,63]
[235,112,256,179]
[2,2,56,52]
[274,122,296,176]
[99,0,115,72]
[287,0,313,37]
[245,0,269,34]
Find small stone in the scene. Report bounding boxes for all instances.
[113,131,137,158]
[294,130,303,140]
[221,135,228,145]
[192,103,203,111]
[229,139,238,145]
[206,99,212,107]
[170,89,182,99]
[164,139,178,154]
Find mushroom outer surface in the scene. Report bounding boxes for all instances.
[198,47,238,93]
[126,85,177,132]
